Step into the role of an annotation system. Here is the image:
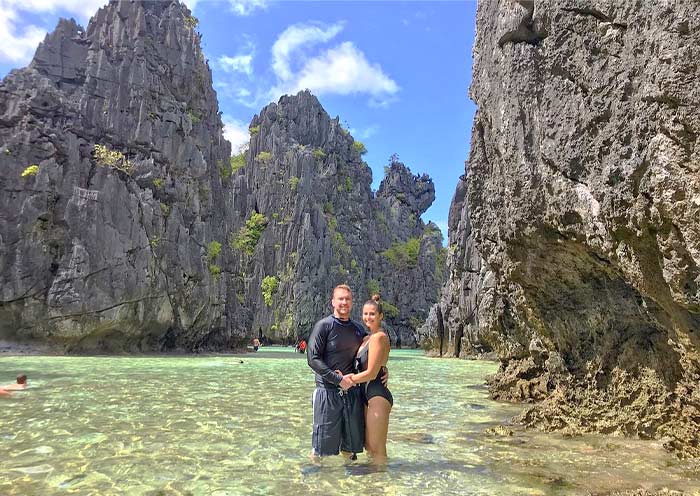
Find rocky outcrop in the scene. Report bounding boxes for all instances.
[0,0,241,352]
[418,176,497,358]
[0,1,443,352]
[233,92,444,347]
[422,0,700,457]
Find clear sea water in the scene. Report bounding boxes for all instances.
[1,348,698,495]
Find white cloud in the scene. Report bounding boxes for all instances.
[0,0,104,63]
[274,41,399,99]
[219,54,253,75]
[183,0,199,12]
[0,8,45,63]
[227,0,268,16]
[4,0,106,19]
[271,22,344,82]
[348,124,379,140]
[222,118,250,154]
[214,80,262,109]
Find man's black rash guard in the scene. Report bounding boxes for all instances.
[307,315,366,387]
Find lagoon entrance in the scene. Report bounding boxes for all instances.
[1,349,697,495]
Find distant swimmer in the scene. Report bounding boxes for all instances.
[3,374,27,391]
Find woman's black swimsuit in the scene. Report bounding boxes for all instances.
[356,344,393,407]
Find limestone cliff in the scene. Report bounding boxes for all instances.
[0,0,443,351]
[421,0,700,456]
[232,92,444,347]
[0,0,240,351]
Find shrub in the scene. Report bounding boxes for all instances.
[160,203,170,216]
[249,125,260,135]
[366,279,380,297]
[230,152,246,172]
[183,15,199,28]
[261,275,278,307]
[187,108,201,124]
[353,141,367,156]
[312,148,326,160]
[21,165,39,177]
[256,151,272,164]
[209,264,222,278]
[207,241,222,261]
[217,159,231,179]
[230,212,268,255]
[382,237,421,268]
[332,231,351,260]
[382,300,399,319]
[153,178,164,189]
[410,316,424,329]
[288,176,300,191]
[93,144,133,175]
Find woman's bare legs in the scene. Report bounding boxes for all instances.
[365,396,391,464]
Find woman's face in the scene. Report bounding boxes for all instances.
[362,304,382,330]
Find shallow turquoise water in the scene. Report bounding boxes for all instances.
[1,348,698,495]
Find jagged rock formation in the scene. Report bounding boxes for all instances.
[421,0,700,457]
[233,92,444,347]
[0,0,443,352]
[0,0,238,352]
[419,175,498,358]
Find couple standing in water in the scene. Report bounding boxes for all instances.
[307,284,393,464]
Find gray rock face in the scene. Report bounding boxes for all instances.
[0,0,236,351]
[418,176,497,358]
[0,1,443,351]
[422,0,700,456]
[233,92,445,347]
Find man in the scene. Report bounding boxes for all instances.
[307,284,367,460]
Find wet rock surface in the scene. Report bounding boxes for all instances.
[421,0,700,457]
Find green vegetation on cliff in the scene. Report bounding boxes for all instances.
[382,237,421,268]
[230,212,268,255]
[261,275,278,306]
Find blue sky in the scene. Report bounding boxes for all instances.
[0,0,478,242]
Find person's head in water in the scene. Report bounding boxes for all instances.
[331,284,353,320]
[362,295,383,333]
[16,374,27,385]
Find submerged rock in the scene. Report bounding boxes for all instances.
[421,0,700,457]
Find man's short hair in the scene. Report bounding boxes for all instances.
[16,374,26,384]
[332,284,353,298]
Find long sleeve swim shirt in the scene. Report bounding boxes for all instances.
[307,315,366,387]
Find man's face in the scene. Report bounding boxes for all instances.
[331,288,352,320]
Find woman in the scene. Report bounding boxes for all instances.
[350,295,393,463]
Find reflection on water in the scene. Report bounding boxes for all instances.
[0,349,697,495]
